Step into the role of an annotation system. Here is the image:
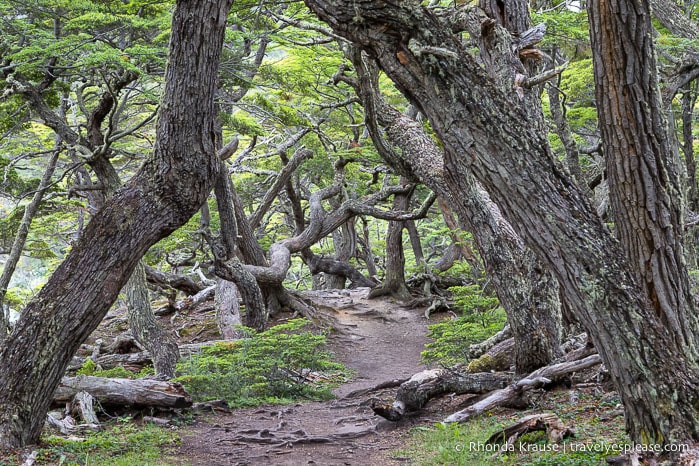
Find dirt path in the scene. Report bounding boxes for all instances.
[174,288,435,465]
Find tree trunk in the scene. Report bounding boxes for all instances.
[546,81,590,197]
[305,0,699,445]
[215,278,244,339]
[682,89,697,212]
[325,220,356,289]
[589,0,699,355]
[0,0,231,447]
[125,263,179,379]
[368,178,412,301]
[352,49,562,374]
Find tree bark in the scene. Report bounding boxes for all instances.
[305,0,699,445]
[125,263,179,379]
[589,0,699,355]
[215,278,244,339]
[368,178,413,301]
[351,49,562,374]
[0,0,232,447]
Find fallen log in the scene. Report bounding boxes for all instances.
[371,354,602,422]
[53,376,192,409]
[371,368,513,421]
[444,354,602,423]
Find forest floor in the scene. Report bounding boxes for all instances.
[170,287,447,466]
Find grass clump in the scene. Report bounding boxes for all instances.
[174,318,347,407]
[76,358,155,379]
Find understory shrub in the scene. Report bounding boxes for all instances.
[422,284,507,366]
[174,318,346,407]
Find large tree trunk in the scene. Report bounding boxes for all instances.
[589,0,699,354]
[0,0,232,447]
[305,0,699,446]
[351,50,562,374]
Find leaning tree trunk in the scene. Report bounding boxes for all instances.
[0,0,232,447]
[351,50,562,374]
[18,52,181,379]
[305,0,699,445]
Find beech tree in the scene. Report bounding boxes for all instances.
[0,0,233,447]
[304,0,699,446]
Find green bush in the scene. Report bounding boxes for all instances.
[174,318,347,407]
[422,285,506,365]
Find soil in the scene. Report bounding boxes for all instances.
[170,287,442,466]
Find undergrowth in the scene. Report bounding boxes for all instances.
[77,358,155,379]
[422,284,507,365]
[0,418,180,466]
[395,388,628,465]
[174,318,348,407]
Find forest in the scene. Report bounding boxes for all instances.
[0,0,698,464]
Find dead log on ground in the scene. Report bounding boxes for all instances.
[371,368,513,421]
[444,354,602,423]
[53,376,192,409]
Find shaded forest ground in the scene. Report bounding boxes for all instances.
[1,287,631,465]
[172,288,439,465]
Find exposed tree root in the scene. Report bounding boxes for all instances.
[224,426,375,447]
[371,369,513,421]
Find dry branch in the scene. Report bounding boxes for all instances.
[485,413,574,458]
[445,355,602,423]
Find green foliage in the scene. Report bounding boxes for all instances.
[531,10,590,58]
[39,421,178,466]
[3,287,30,308]
[76,359,154,379]
[422,285,506,365]
[175,319,347,407]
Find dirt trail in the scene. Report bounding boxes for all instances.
[175,288,435,466]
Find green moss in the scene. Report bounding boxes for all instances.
[467,353,509,373]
